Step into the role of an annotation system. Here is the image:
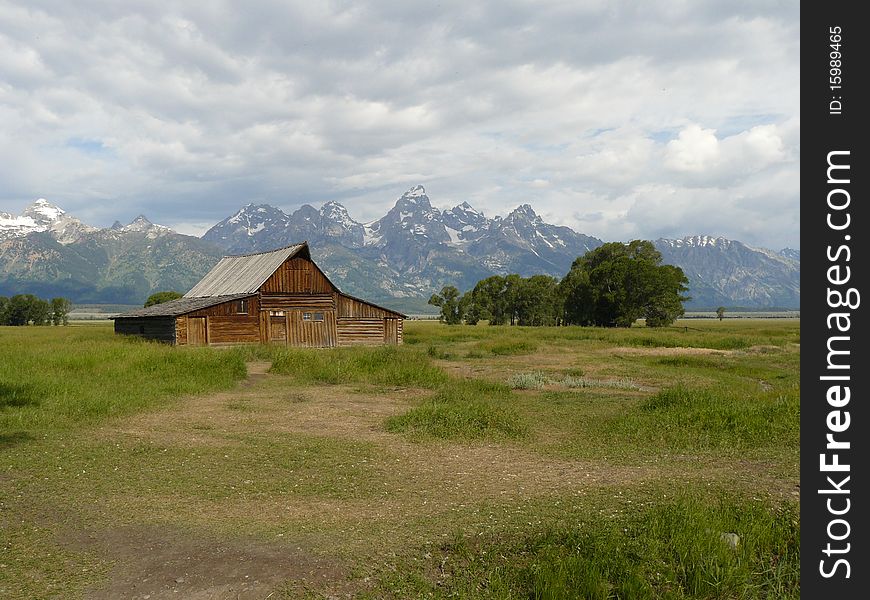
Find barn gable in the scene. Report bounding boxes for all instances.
[114,242,404,346]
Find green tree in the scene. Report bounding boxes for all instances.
[428,285,465,325]
[144,291,183,307]
[716,306,726,321]
[561,240,689,327]
[515,275,560,326]
[0,296,8,325]
[50,297,73,326]
[465,275,509,325]
[2,294,51,326]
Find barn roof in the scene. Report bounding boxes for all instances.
[183,243,308,298]
[114,294,254,318]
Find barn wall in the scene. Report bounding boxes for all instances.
[260,257,335,294]
[336,295,400,319]
[187,296,258,317]
[287,310,337,347]
[336,318,386,346]
[206,315,260,344]
[114,317,176,343]
[176,316,188,345]
[260,294,335,311]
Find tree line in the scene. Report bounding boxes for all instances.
[429,240,690,327]
[0,295,72,326]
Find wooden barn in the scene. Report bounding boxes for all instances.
[113,242,405,347]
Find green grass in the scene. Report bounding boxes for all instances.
[404,320,799,351]
[385,379,528,441]
[269,345,449,388]
[1,326,247,436]
[606,384,800,452]
[1,319,800,598]
[374,493,799,599]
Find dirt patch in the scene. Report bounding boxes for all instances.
[69,524,348,600]
[608,346,731,357]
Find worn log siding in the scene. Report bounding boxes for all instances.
[384,318,399,345]
[287,310,337,347]
[204,315,260,344]
[186,296,258,317]
[260,294,335,311]
[260,257,335,294]
[175,316,188,345]
[114,317,176,343]
[258,310,270,344]
[336,318,385,346]
[188,317,207,345]
[338,296,392,318]
[270,316,287,342]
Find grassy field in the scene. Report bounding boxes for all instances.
[0,320,799,599]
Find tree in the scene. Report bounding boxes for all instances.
[51,297,72,326]
[716,306,726,321]
[515,275,560,326]
[428,285,465,324]
[1,294,51,326]
[465,276,509,325]
[144,291,183,307]
[561,240,690,327]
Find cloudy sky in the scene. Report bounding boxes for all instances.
[1,0,799,250]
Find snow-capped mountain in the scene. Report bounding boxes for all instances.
[654,236,800,309]
[1,200,221,303]
[779,247,800,262]
[1,198,97,244]
[442,201,490,245]
[1,189,802,309]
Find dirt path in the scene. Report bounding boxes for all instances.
[71,359,793,599]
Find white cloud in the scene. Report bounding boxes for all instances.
[0,0,800,249]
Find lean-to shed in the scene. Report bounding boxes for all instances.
[113,242,405,346]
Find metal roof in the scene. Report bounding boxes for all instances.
[113,294,254,318]
[183,243,306,298]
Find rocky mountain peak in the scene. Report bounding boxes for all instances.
[22,198,66,225]
[404,184,427,198]
[507,204,541,222]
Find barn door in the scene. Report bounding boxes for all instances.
[270,315,287,343]
[384,318,399,345]
[188,317,207,346]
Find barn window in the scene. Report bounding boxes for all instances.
[237,299,248,314]
[269,310,284,317]
[302,312,312,321]
[314,312,324,321]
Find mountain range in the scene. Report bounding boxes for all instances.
[1,188,800,311]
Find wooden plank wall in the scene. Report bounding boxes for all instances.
[260,257,335,294]
[260,294,335,311]
[384,318,399,344]
[114,317,176,343]
[176,316,188,345]
[337,295,394,318]
[206,316,260,344]
[187,296,258,317]
[287,310,337,347]
[188,317,207,346]
[336,318,385,346]
[270,317,287,342]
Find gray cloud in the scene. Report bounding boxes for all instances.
[0,0,799,250]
